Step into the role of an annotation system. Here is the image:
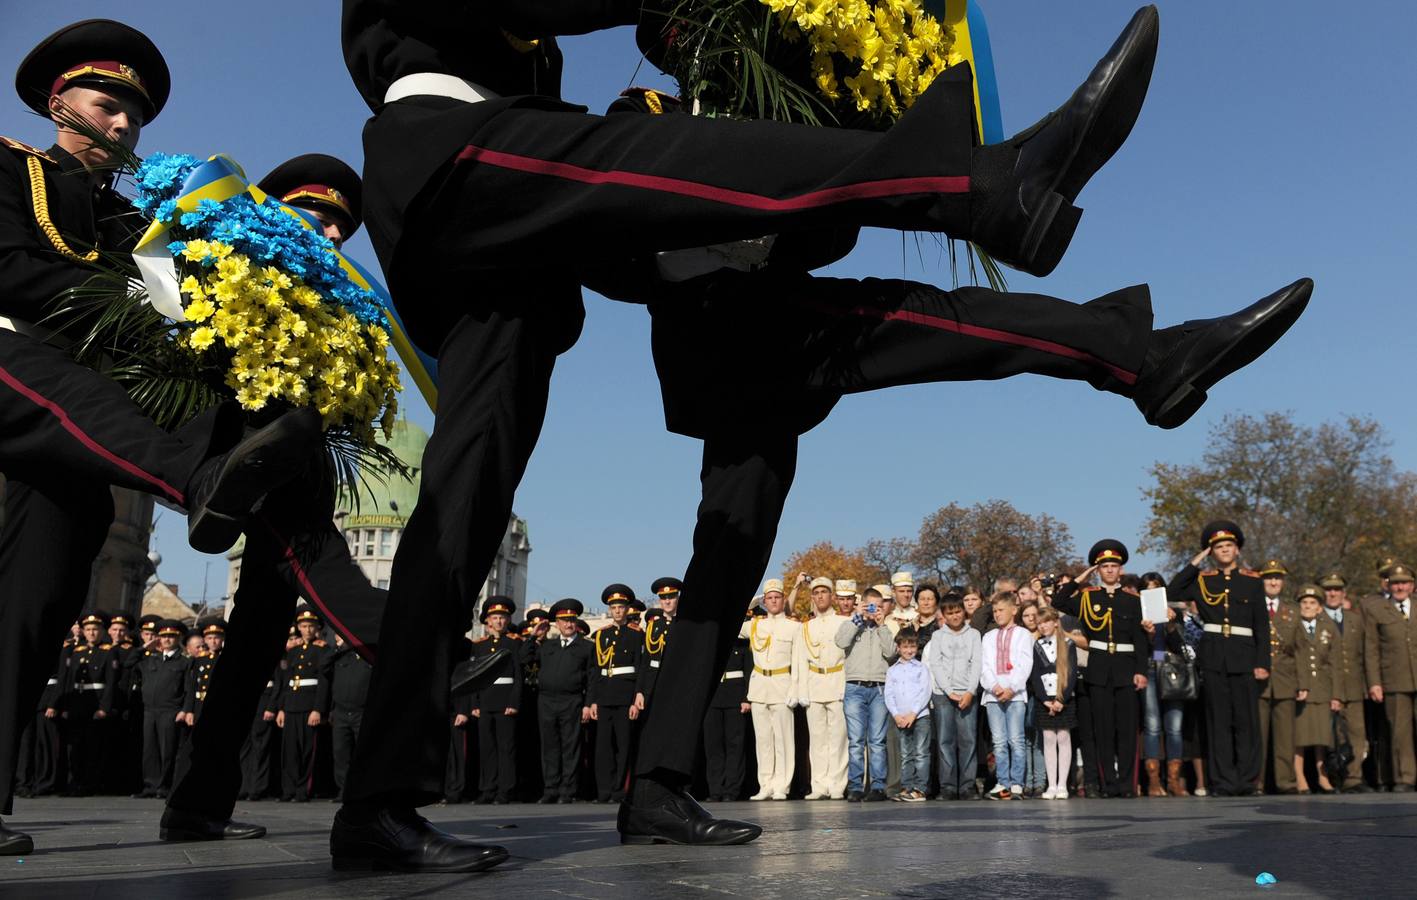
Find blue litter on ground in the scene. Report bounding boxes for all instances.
[1255,872,1277,886]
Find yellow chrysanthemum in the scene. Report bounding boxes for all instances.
[188,326,216,351]
[184,297,216,323]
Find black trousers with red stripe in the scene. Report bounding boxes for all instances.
[0,330,233,816]
[167,517,387,821]
[345,290,583,809]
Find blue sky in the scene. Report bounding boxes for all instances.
[5,1,1413,610]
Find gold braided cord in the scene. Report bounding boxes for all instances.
[594,629,614,668]
[644,620,665,655]
[26,156,98,263]
[801,618,822,660]
[750,618,771,652]
[644,91,664,115]
[1198,575,1230,607]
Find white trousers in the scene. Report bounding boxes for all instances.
[751,702,794,795]
[806,699,848,797]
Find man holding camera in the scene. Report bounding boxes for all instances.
[836,587,896,802]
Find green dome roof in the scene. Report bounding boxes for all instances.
[338,417,428,528]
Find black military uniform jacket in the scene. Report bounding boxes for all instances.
[588,623,642,707]
[183,650,219,715]
[0,138,142,330]
[275,640,332,714]
[111,640,144,716]
[538,633,594,700]
[62,640,118,714]
[1051,582,1148,686]
[38,647,67,712]
[710,637,752,709]
[468,632,522,712]
[326,646,373,718]
[1170,565,1271,674]
[138,649,190,712]
[637,615,672,698]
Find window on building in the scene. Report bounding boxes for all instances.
[347,532,358,556]
[377,579,389,590]
[364,529,376,557]
[379,529,393,556]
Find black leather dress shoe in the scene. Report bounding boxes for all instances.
[0,818,33,856]
[863,789,887,802]
[160,806,267,842]
[1132,278,1311,428]
[971,5,1159,276]
[846,791,864,803]
[617,785,762,846]
[186,408,321,553]
[330,805,509,873]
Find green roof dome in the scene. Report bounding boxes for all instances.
[339,417,428,528]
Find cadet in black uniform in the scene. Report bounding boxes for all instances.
[326,635,373,800]
[274,609,332,803]
[638,578,681,708]
[172,618,225,788]
[60,611,117,796]
[15,644,66,799]
[97,611,138,793]
[517,607,549,801]
[703,616,753,802]
[1169,521,1271,796]
[112,613,157,794]
[469,597,521,805]
[589,585,643,803]
[537,599,593,804]
[1052,541,1149,797]
[0,21,323,854]
[137,621,190,798]
[238,666,282,802]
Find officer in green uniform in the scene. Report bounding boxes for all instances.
[1320,572,1371,792]
[1255,560,1299,793]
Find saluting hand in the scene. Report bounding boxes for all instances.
[1190,547,1213,567]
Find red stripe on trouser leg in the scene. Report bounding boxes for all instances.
[0,362,187,504]
[455,145,969,210]
[261,515,376,665]
[837,303,1139,387]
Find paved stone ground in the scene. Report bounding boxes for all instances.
[1,794,1413,898]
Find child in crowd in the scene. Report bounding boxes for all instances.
[980,592,1034,800]
[885,629,933,801]
[1291,586,1341,793]
[924,595,983,799]
[1030,607,1078,799]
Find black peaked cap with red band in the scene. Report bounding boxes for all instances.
[16,19,169,123]
[257,153,363,234]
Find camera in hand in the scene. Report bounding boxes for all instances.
[866,603,878,614]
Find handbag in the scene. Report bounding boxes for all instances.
[1157,650,1199,701]
[1324,711,1355,781]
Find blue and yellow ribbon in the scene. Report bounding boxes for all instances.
[132,155,439,411]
